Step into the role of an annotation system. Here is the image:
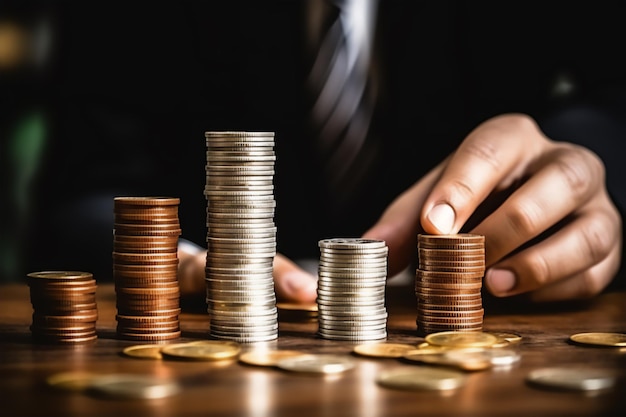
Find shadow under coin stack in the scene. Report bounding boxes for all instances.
[415,233,486,336]
[26,271,98,344]
[204,131,278,343]
[317,238,388,341]
[113,197,182,342]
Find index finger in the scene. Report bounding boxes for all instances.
[420,114,545,234]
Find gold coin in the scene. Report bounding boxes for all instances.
[526,367,617,391]
[353,342,417,358]
[276,354,356,374]
[46,371,99,391]
[569,332,626,347]
[160,340,241,361]
[425,331,498,348]
[488,332,522,346]
[238,349,306,367]
[122,344,165,360]
[376,367,467,391]
[86,374,181,399]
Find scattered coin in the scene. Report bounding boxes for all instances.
[526,367,617,391]
[569,332,626,347]
[376,367,467,391]
[425,331,498,348]
[485,348,521,366]
[353,342,417,358]
[122,344,165,360]
[46,371,100,391]
[403,348,491,371]
[238,349,306,366]
[160,340,241,361]
[86,374,181,399]
[276,354,356,374]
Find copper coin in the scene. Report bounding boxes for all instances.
[114,196,180,206]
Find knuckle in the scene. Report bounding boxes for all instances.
[523,253,551,288]
[504,201,542,240]
[459,136,502,171]
[554,146,605,200]
[579,214,614,264]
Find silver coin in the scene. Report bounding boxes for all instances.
[526,367,617,391]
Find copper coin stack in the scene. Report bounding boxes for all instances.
[415,233,485,336]
[113,196,182,341]
[317,238,389,341]
[27,271,98,344]
[204,131,278,343]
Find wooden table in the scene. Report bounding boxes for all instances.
[1,282,625,417]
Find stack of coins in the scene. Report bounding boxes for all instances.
[204,131,278,343]
[27,271,98,344]
[415,234,485,336]
[113,197,182,341]
[317,238,388,341]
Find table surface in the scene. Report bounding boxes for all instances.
[1,281,625,417]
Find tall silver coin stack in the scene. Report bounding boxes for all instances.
[317,238,389,341]
[415,233,486,336]
[204,131,278,343]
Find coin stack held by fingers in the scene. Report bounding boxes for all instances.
[27,270,98,344]
[204,131,278,343]
[113,196,182,341]
[317,238,389,341]
[415,233,486,336]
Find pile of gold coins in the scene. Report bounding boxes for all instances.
[204,131,279,343]
[317,238,388,341]
[415,233,485,335]
[27,270,98,344]
[113,196,182,341]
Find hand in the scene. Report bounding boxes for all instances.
[364,113,622,302]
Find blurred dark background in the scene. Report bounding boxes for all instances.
[1,1,625,284]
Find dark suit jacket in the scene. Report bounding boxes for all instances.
[23,1,626,284]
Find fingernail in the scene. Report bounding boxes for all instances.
[427,203,456,234]
[486,269,516,295]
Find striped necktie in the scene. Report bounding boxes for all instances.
[305,0,379,203]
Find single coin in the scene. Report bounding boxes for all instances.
[353,343,417,358]
[376,367,467,391]
[160,340,241,361]
[238,350,306,367]
[569,332,626,347]
[488,331,522,344]
[46,371,99,391]
[526,367,617,391]
[87,374,181,399]
[425,331,498,348]
[122,344,165,360]
[405,349,492,371]
[486,349,522,366]
[276,354,356,374]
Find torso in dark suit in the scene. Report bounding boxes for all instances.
[24,1,626,280]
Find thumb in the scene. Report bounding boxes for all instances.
[273,253,318,303]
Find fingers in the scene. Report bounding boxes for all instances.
[474,143,606,265]
[177,247,208,297]
[273,253,318,303]
[362,162,445,277]
[484,194,622,299]
[421,114,545,235]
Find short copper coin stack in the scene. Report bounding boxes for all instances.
[26,271,98,344]
[415,233,486,336]
[113,196,182,341]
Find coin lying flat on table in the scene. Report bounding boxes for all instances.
[122,344,165,360]
[46,371,100,391]
[276,354,356,374]
[86,374,181,399]
[569,332,626,347]
[376,367,467,391]
[526,367,617,391]
[238,349,306,367]
[160,340,241,361]
[353,342,417,358]
[425,331,498,348]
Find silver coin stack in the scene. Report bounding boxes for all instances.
[204,131,278,343]
[317,238,389,341]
